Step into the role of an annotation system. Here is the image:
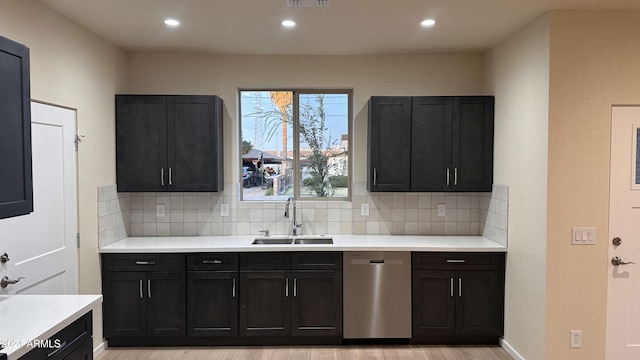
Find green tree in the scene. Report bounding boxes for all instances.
[241,140,253,155]
[299,94,339,197]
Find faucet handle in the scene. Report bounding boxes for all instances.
[259,230,270,237]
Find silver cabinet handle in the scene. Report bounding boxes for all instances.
[446,168,450,186]
[285,277,289,297]
[450,277,454,297]
[447,259,466,263]
[47,340,67,357]
[294,278,297,297]
[373,167,377,186]
[612,256,636,266]
[1,276,25,288]
[139,279,143,298]
[458,278,462,297]
[148,279,152,298]
[232,278,236,298]
[169,167,173,186]
[454,167,458,186]
[135,261,156,265]
[202,260,222,264]
[161,168,165,186]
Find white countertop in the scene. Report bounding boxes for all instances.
[0,295,102,360]
[100,235,506,253]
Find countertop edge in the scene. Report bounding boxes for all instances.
[99,235,507,253]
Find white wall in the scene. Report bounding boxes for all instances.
[485,15,550,360]
[0,0,128,348]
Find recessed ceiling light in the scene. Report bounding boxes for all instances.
[164,19,180,27]
[282,20,296,27]
[421,19,436,27]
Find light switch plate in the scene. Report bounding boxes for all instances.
[221,203,229,217]
[438,204,446,217]
[360,203,370,216]
[572,227,596,245]
[156,204,165,218]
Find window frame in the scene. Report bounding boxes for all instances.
[238,88,353,201]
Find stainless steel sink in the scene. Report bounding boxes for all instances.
[251,236,333,245]
[293,238,333,245]
[251,237,293,245]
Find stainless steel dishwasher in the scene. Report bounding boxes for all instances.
[343,251,411,339]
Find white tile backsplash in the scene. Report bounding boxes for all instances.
[99,183,509,246]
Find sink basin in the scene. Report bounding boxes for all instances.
[251,236,333,245]
[252,237,293,245]
[293,238,333,245]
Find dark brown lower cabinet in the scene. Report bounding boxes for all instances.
[291,270,342,337]
[239,271,291,337]
[102,254,186,340]
[412,252,504,344]
[187,271,238,337]
[239,252,343,339]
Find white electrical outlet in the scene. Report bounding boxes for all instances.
[361,203,370,216]
[437,204,446,217]
[156,204,165,217]
[221,204,229,217]
[570,330,582,348]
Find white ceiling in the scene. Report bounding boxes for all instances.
[38,0,640,55]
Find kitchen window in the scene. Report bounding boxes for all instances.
[239,89,351,201]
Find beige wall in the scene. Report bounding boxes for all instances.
[127,53,486,185]
[546,10,640,360]
[0,0,128,348]
[485,15,550,360]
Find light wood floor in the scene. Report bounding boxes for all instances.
[97,345,513,360]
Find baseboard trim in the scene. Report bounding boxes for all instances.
[94,340,107,359]
[500,338,525,360]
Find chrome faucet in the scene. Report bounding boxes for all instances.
[284,196,302,236]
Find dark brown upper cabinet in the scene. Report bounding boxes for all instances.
[0,35,32,219]
[116,95,224,192]
[368,96,494,192]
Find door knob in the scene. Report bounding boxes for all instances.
[612,256,636,266]
[1,276,25,288]
[0,253,9,264]
[613,237,622,246]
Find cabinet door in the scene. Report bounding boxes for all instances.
[0,36,32,219]
[187,271,238,337]
[451,96,494,191]
[116,95,168,191]
[146,272,186,336]
[411,97,453,191]
[103,272,147,337]
[456,270,503,336]
[291,270,342,337]
[167,95,223,191]
[239,271,291,337]
[412,270,455,336]
[368,97,412,191]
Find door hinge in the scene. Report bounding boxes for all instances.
[76,233,80,248]
[74,134,85,151]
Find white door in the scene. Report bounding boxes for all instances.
[607,106,640,358]
[0,102,77,295]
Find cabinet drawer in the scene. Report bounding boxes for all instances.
[240,252,291,270]
[412,252,504,270]
[187,253,238,271]
[20,311,92,360]
[292,252,342,270]
[102,254,185,272]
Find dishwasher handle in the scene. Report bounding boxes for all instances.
[369,259,385,264]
